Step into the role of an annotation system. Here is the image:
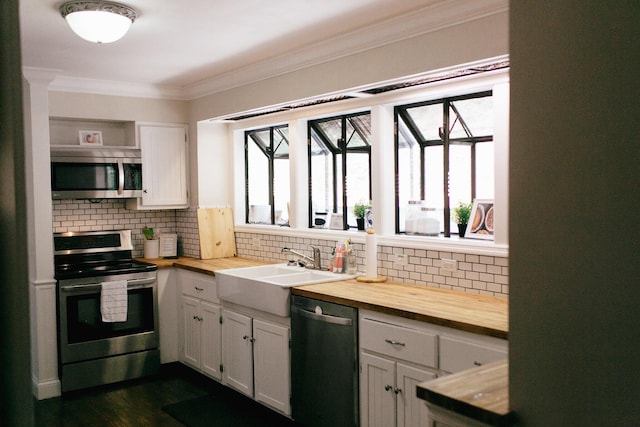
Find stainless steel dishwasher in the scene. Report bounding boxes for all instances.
[291,295,359,427]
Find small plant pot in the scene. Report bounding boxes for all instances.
[457,223,467,238]
[357,218,365,231]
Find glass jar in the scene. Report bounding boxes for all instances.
[417,207,440,236]
[405,200,424,234]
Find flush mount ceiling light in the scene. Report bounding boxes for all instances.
[60,1,137,44]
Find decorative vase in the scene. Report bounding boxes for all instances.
[143,239,159,258]
[457,223,467,238]
[357,217,365,230]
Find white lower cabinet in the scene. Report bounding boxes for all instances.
[178,270,222,381]
[360,311,438,427]
[253,319,291,413]
[438,331,508,374]
[360,352,436,427]
[220,309,253,395]
[221,308,291,416]
[359,310,508,427]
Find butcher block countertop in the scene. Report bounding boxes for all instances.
[292,280,508,339]
[136,256,269,275]
[417,359,514,426]
[139,256,507,338]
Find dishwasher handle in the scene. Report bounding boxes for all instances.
[292,305,353,326]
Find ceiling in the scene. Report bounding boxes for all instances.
[19,0,506,100]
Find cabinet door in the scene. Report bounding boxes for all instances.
[181,296,200,369]
[360,352,396,427]
[139,124,188,208]
[253,319,290,416]
[396,363,435,427]
[157,268,178,363]
[200,301,222,381]
[222,309,253,397]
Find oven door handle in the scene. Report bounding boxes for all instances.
[61,278,156,292]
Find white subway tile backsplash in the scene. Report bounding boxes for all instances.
[466,254,480,263]
[51,202,509,297]
[234,231,509,297]
[52,200,201,258]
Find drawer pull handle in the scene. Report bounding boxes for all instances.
[474,361,483,366]
[195,286,204,291]
[385,339,406,347]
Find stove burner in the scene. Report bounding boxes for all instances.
[55,260,157,280]
[53,230,157,280]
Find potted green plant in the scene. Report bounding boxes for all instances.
[452,201,472,237]
[353,201,370,230]
[142,227,159,258]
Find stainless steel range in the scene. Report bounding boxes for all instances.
[54,230,159,392]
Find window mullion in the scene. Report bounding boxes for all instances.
[449,102,473,138]
[244,135,250,224]
[420,143,426,201]
[332,151,338,214]
[269,128,275,225]
[443,101,451,237]
[471,143,477,202]
[341,117,348,229]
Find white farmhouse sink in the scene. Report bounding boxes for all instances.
[216,263,355,317]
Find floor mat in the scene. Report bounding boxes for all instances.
[163,392,301,427]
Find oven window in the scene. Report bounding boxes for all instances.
[66,288,155,344]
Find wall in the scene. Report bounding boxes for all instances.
[236,232,508,297]
[48,91,189,123]
[51,201,508,296]
[189,11,508,122]
[1,0,33,423]
[52,200,200,258]
[47,93,196,257]
[509,2,640,425]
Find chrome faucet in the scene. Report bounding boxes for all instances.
[281,246,322,270]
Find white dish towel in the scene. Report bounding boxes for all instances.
[101,280,128,322]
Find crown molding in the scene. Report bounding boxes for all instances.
[22,67,61,84]
[46,0,508,101]
[48,75,185,100]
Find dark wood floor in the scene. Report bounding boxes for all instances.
[34,364,215,426]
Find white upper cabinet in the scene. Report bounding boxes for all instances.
[127,123,188,210]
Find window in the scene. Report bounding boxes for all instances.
[308,112,371,229]
[395,91,494,236]
[245,125,289,225]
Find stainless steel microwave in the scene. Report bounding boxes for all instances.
[51,148,143,199]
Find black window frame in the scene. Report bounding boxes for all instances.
[308,111,371,230]
[394,90,493,237]
[244,125,289,225]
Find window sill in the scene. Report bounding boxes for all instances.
[234,224,508,257]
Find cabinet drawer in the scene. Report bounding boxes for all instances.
[439,335,507,374]
[360,318,437,368]
[180,270,217,302]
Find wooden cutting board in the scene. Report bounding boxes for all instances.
[197,208,237,259]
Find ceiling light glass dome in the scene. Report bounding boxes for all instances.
[60,1,137,44]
